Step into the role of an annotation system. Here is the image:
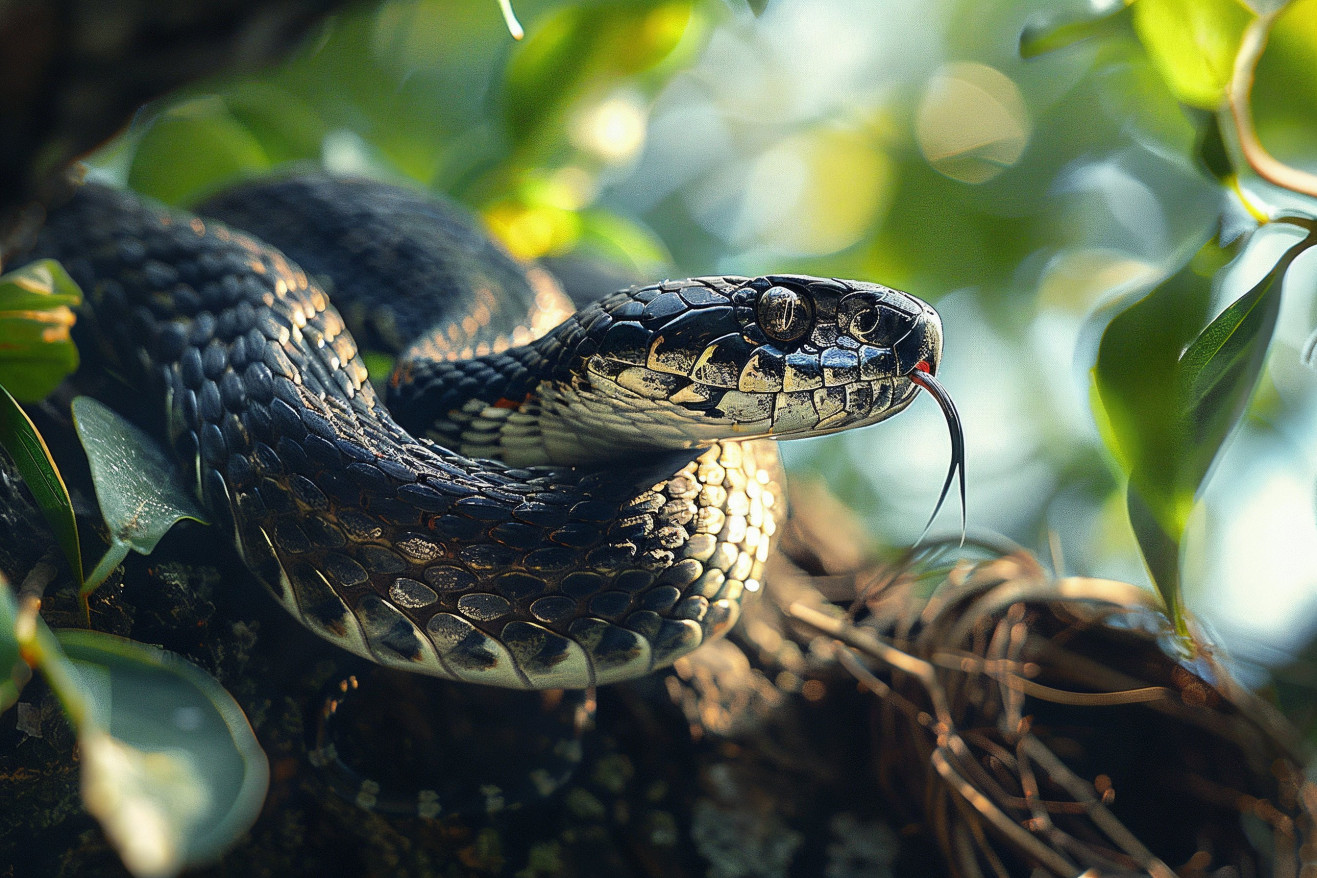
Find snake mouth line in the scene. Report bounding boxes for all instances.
[909,364,966,543]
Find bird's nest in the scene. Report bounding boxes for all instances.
[771,522,1314,877]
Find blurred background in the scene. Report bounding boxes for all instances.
[86,0,1317,680]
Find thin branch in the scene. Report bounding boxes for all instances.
[1227,11,1317,198]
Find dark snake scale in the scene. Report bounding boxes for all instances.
[24,176,944,689]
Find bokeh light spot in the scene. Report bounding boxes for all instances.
[571,91,648,165]
[916,62,1030,184]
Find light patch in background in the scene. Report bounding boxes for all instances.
[615,0,949,242]
[916,62,1031,184]
[1052,153,1172,258]
[698,127,895,256]
[1033,248,1161,314]
[570,90,648,165]
[1195,450,1317,661]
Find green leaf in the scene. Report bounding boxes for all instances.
[220,82,328,167]
[1092,237,1221,622]
[1092,239,1217,482]
[0,385,83,585]
[72,397,208,595]
[127,98,271,206]
[1092,223,1317,626]
[57,630,268,877]
[1126,490,1183,625]
[1019,1,1133,59]
[1177,231,1298,483]
[1130,0,1254,109]
[0,259,84,401]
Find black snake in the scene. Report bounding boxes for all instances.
[19,175,953,690]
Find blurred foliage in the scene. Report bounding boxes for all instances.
[82,0,1317,653]
[0,577,268,878]
[0,260,82,401]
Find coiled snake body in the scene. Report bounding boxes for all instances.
[25,177,944,690]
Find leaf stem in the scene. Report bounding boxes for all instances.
[14,596,91,729]
[496,0,524,40]
[81,541,131,598]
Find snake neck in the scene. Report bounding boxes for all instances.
[387,286,740,468]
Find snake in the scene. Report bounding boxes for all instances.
[17,175,957,691]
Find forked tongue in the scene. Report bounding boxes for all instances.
[909,365,965,545]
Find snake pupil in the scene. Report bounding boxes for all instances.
[756,285,814,345]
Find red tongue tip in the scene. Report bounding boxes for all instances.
[914,360,932,373]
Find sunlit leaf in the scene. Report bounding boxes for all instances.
[1092,237,1221,621]
[0,385,83,585]
[58,630,268,877]
[1093,222,1317,627]
[72,397,208,595]
[1251,0,1317,173]
[128,98,271,206]
[1130,0,1254,109]
[1019,0,1133,59]
[0,259,83,401]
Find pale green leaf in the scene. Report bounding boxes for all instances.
[58,630,268,877]
[1130,0,1254,109]
[72,397,207,593]
[0,579,26,712]
[128,99,271,206]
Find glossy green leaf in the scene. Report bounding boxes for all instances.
[0,385,83,585]
[57,630,268,877]
[72,397,207,595]
[1125,489,1182,623]
[0,259,83,401]
[1093,223,1317,627]
[0,579,26,712]
[1019,0,1133,58]
[1177,230,1300,482]
[1130,0,1254,109]
[128,99,271,206]
[1092,238,1220,624]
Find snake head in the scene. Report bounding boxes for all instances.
[528,274,944,463]
[731,274,943,438]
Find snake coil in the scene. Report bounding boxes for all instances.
[21,176,947,689]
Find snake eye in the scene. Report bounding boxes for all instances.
[839,294,902,345]
[756,285,814,345]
